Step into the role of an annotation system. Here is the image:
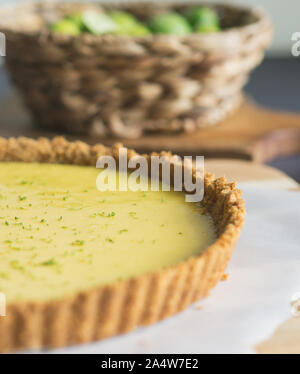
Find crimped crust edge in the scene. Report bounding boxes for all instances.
[0,136,245,352]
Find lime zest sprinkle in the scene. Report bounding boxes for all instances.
[40,258,57,266]
[91,211,116,218]
[10,260,24,271]
[71,239,85,246]
[129,211,137,219]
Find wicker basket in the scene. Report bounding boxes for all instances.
[0,1,272,139]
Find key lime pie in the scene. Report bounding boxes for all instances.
[0,137,244,352]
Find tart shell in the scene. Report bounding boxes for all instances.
[0,137,245,352]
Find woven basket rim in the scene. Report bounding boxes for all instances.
[1,1,273,139]
[0,0,272,42]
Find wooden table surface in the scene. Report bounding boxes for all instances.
[206,158,299,190]
[206,159,299,354]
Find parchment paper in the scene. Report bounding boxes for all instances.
[46,184,300,354]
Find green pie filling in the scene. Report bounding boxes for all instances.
[0,162,216,302]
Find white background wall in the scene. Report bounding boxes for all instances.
[0,0,297,56]
[223,0,299,56]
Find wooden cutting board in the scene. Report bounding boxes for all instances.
[112,100,300,162]
[1,93,300,163]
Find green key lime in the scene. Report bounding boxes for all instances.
[149,12,192,35]
[127,24,151,36]
[81,10,117,35]
[51,19,81,36]
[109,10,151,36]
[195,23,220,33]
[108,11,138,29]
[185,7,220,33]
[66,13,85,29]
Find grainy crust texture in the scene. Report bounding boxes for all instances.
[0,137,245,352]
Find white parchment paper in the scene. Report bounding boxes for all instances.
[51,184,300,354]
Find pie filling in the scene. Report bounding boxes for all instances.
[0,162,216,303]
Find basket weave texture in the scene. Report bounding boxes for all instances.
[0,1,272,139]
